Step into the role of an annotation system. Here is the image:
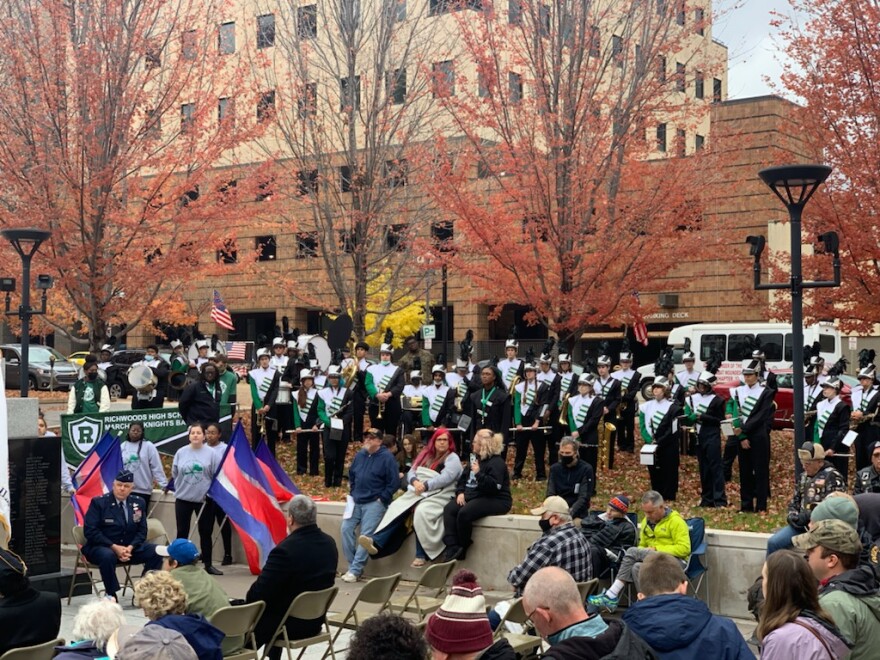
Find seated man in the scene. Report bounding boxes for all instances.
[0,547,62,656]
[623,552,752,659]
[82,469,162,602]
[580,494,638,576]
[522,566,654,658]
[546,437,594,519]
[766,441,846,556]
[157,538,242,654]
[246,495,338,660]
[589,490,690,612]
[507,496,593,596]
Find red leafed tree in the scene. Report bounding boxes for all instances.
[0,0,266,349]
[774,0,880,333]
[416,0,727,347]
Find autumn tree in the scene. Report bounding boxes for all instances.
[774,0,880,333]
[0,0,266,349]
[416,0,727,348]
[257,0,451,340]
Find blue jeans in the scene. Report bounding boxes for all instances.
[341,499,386,576]
[766,524,801,557]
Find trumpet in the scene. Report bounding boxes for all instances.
[558,393,571,425]
[598,421,616,471]
[850,412,877,430]
[377,398,385,420]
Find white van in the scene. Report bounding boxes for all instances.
[636,322,842,398]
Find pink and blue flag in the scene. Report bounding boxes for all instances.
[208,422,287,574]
[72,432,123,527]
[254,438,300,503]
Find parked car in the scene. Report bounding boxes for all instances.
[104,348,172,399]
[1,344,79,391]
[68,351,91,367]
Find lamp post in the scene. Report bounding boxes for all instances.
[750,165,840,479]
[2,228,52,397]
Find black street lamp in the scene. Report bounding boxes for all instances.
[2,228,52,397]
[750,164,840,479]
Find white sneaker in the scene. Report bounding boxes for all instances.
[341,571,359,583]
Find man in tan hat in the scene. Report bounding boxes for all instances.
[794,519,880,659]
[506,495,593,596]
[766,441,846,556]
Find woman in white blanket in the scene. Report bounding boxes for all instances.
[358,427,463,567]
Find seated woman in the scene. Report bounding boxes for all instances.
[359,427,462,567]
[396,434,421,491]
[54,599,126,659]
[442,429,512,562]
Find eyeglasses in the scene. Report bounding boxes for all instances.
[524,604,545,626]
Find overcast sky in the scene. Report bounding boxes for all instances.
[714,0,806,100]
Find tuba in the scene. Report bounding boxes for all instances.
[598,419,616,471]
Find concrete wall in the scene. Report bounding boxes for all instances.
[61,497,768,620]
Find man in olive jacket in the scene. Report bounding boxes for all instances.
[246,495,338,660]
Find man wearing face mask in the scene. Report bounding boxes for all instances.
[546,438,593,519]
[68,356,111,414]
[506,496,593,597]
[130,344,170,410]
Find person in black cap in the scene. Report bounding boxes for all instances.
[0,547,62,656]
[82,469,163,601]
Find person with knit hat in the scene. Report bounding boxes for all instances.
[425,569,516,660]
[580,494,638,577]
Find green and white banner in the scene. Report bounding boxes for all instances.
[61,406,233,468]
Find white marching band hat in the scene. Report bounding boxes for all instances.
[256,348,271,358]
[273,337,285,346]
[380,342,394,353]
[578,373,596,386]
[410,370,422,380]
[195,339,209,349]
[505,339,519,349]
[432,364,446,374]
[619,352,633,362]
[300,368,314,380]
[558,353,572,363]
[597,355,612,366]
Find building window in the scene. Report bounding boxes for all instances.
[298,82,318,119]
[589,26,600,57]
[676,0,685,25]
[657,55,666,83]
[296,232,318,258]
[257,90,275,122]
[146,108,162,139]
[676,128,686,157]
[298,5,317,39]
[218,97,234,124]
[478,71,490,98]
[256,178,273,202]
[340,165,353,192]
[695,134,705,151]
[539,4,551,37]
[612,35,623,67]
[694,7,705,35]
[432,60,455,98]
[257,14,275,49]
[182,29,197,61]
[431,221,454,251]
[386,68,407,105]
[384,159,408,187]
[508,0,522,25]
[217,239,237,264]
[713,77,722,103]
[695,72,704,99]
[256,235,276,261]
[388,0,406,22]
[297,169,319,196]
[656,0,666,15]
[218,21,235,54]
[656,123,667,152]
[509,71,523,103]
[340,75,361,111]
[180,103,195,133]
[676,62,686,92]
[385,224,407,251]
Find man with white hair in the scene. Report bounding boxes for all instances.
[522,567,654,658]
[53,598,126,659]
[246,495,338,660]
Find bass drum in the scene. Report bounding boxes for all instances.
[297,334,332,372]
[127,364,158,393]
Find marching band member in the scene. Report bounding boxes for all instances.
[400,362,427,435]
[727,360,774,512]
[318,364,353,488]
[97,345,114,372]
[596,355,620,469]
[248,348,280,454]
[130,344,169,410]
[422,364,455,433]
[281,344,306,391]
[351,341,373,444]
[536,349,561,463]
[168,339,188,402]
[567,373,604,477]
[447,349,476,423]
[212,354,238,407]
[814,377,851,482]
[851,363,880,471]
[310,357,327,389]
[512,363,550,481]
[192,339,211,369]
[751,349,778,391]
[639,376,682,502]
[675,351,699,394]
[469,365,510,451]
[293,369,322,476]
[269,337,288,371]
[365,333,405,437]
[497,333,524,392]
[611,349,640,453]
[553,353,579,460]
[683,372,727,507]
[811,355,828,384]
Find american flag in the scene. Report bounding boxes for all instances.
[225,341,248,360]
[632,291,649,346]
[211,289,235,331]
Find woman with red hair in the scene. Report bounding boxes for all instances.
[359,427,463,567]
